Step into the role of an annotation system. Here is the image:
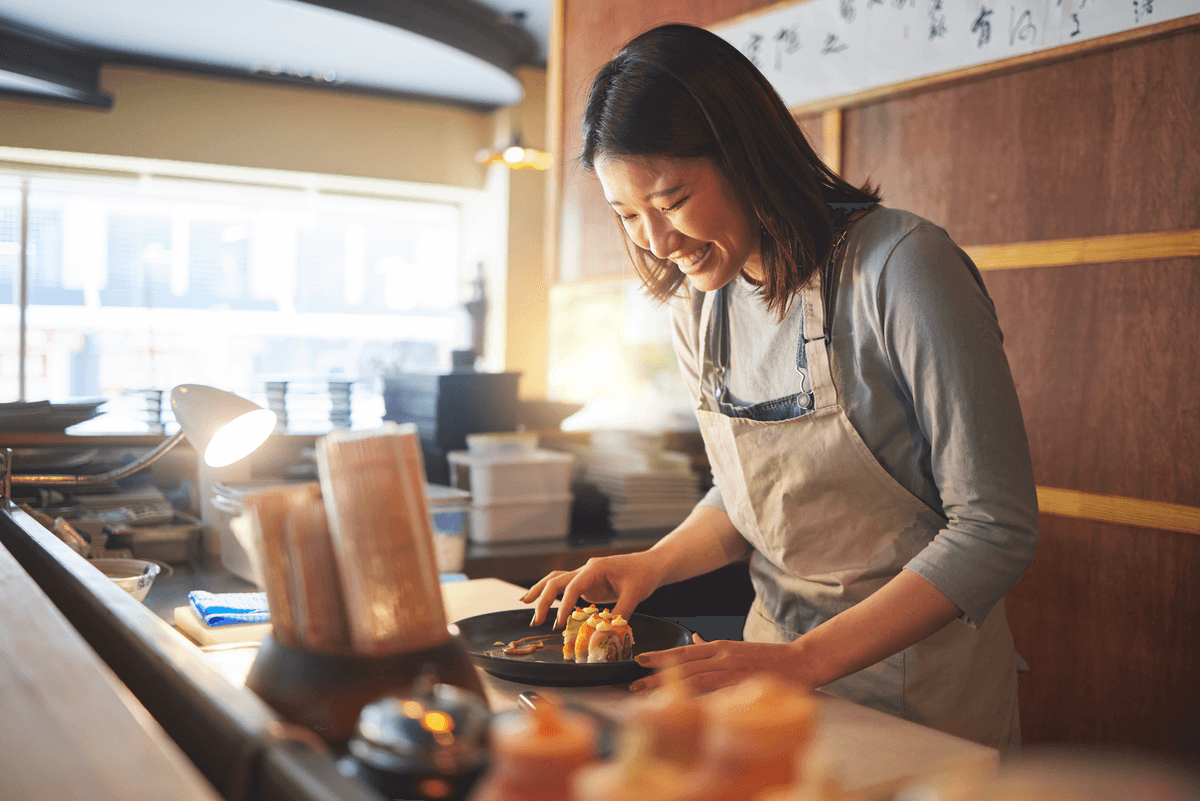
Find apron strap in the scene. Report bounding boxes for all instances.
[801,269,838,410]
[697,289,720,411]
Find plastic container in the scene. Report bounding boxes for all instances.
[426,484,471,574]
[469,494,573,543]
[212,479,312,585]
[213,480,472,582]
[448,449,575,502]
[466,431,538,458]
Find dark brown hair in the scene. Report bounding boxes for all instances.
[581,23,881,318]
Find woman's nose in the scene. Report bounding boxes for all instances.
[644,218,680,260]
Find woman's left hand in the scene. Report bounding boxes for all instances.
[629,634,815,695]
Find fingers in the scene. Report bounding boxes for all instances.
[629,637,730,694]
[554,572,596,628]
[611,598,638,623]
[629,640,801,697]
[521,571,574,627]
[519,574,552,604]
[633,639,713,671]
[520,553,654,628]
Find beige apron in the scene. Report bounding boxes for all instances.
[693,249,1021,749]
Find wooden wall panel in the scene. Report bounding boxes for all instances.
[796,112,827,171]
[1007,514,1200,754]
[837,29,1200,758]
[841,30,1200,246]
[985,260,1200,505]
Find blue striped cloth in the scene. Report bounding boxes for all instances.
[188,575,467,627]
[188,591,271,627]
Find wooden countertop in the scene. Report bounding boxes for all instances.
[183,577,997,800]
[0,537,223,801]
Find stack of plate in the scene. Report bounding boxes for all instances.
[0,399,107,433]
[567,432,701,534]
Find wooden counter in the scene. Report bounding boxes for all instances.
[0,505,385,801]
[447,579,999,800]
[2,501,994,801]
[0,532,223,801]
[181,577,998,801]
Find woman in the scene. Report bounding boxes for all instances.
[522,23,1037,749]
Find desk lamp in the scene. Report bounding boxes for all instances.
[0,384,277,500]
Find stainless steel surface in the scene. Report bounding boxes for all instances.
[3,431,186,495]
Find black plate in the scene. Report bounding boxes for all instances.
[454,608,692,687]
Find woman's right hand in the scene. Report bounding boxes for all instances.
[520,550,666,630]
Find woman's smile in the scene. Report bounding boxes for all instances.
[673,243,712,273]
[596,155,761,292]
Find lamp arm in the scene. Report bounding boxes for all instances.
[2,431,187,498]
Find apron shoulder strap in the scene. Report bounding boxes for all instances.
[802,268,838,410]
[696,289,720,409]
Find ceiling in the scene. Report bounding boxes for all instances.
[0,0,552,111]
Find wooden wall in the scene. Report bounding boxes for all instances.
[551,0,1200,759]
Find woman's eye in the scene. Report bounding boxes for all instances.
[618,212,637,222]
[662,197,687,212]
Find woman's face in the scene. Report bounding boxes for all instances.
[595,154,762,292]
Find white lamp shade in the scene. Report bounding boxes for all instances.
[170,384,277,467]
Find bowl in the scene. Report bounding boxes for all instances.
[90,557,164,602]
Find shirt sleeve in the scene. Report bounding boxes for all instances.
[874,224,1039,627]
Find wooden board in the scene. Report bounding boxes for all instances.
[841,29,1200,246]
[174,604,272,647]
[0,538,223,801]
[1007,514,1200,753]
[985,259,1199,506]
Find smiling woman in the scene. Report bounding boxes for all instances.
[596,155,761,294]
[525,23,1040,751]
[579,23,880,319]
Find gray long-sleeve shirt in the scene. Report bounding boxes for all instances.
[671,207,1038,627]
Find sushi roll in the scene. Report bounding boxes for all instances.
[561,605,596,660]
[587,619,625,663]
[573,612,604,662]
[610,614,634,660]
[585,614,635,663]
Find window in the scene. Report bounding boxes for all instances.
[0,156,477,432]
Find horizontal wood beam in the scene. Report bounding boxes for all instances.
[964,229,1200,271]
[1037,486,1200,536]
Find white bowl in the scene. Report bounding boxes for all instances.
[90,558,162,602]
